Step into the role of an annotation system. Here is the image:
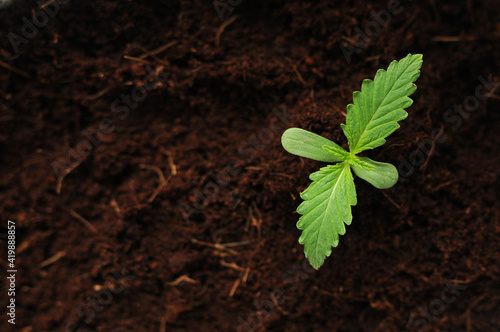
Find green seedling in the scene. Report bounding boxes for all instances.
[281,54,423,268]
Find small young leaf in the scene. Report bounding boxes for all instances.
[322,144,350,160]
[342,54,423,154]
[297,162,357,268]
[351,157,399,189]
[281,127,348,162]
[348,155,377,171]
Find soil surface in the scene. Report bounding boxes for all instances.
[0,0,499,331]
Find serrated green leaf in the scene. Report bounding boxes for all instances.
[297,162,357,268]
[342,54,423,154]
[348,155,377,171]
[351,157,398,189]
[282,127,348,162]
[322,144,350,160]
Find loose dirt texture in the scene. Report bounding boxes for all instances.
[0,0,499,331]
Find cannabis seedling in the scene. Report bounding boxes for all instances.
[281,54,423,268]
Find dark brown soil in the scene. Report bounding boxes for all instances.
[0,0,499,331]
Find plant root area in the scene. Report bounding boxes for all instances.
[0,1,499,331]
